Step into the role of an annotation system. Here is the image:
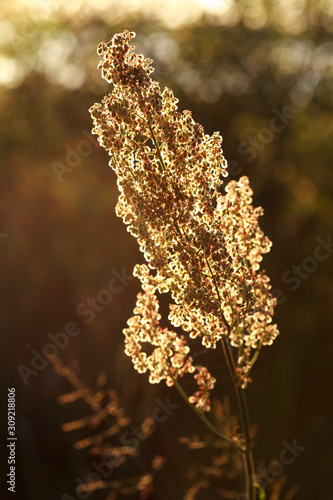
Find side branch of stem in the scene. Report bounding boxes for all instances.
[174,378,244,454]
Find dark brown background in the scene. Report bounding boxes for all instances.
[1,1,332,499]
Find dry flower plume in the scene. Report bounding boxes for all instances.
[89,30,279,412]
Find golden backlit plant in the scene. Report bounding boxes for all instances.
[88,29,280,500]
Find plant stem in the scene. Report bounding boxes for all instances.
[221,337,256,500]
[148,125,166,173]
[204,257,256,499]
[247,340,263,374]
[174,378,244,453]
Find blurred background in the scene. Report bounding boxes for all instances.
[1,0,333,498]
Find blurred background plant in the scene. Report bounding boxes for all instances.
[1,0,332,499]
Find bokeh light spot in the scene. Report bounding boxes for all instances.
[294,179,317,205]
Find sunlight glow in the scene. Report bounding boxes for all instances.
[194,0,229,11]
[3,0,333,33]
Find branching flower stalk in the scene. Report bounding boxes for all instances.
[90,30,279,500]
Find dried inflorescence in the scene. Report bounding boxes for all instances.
[90,30,279,410]
[49,355,165,498]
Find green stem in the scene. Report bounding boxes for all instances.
[221,338,256,500]
[120,125,142,150]
[204,257,256,499]
[204,257,230,335]
[133,91,166,173]
[247,340,263,373]
[174,378,244,454]
[149,125,166,173]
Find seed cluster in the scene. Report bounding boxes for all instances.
[90,30,279,412]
